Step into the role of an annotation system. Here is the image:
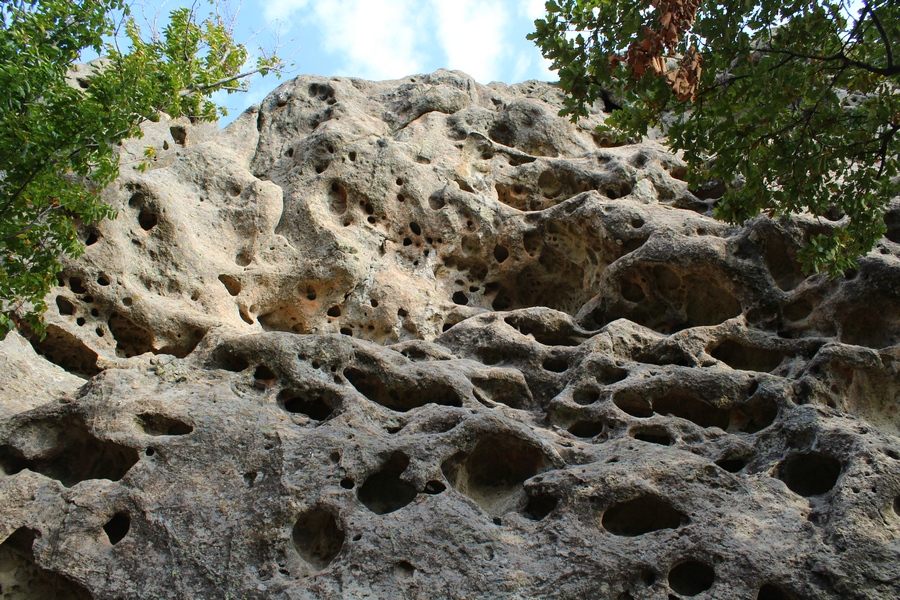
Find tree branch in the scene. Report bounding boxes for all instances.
[178,64,282,98]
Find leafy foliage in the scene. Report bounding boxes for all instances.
[530,0,900,274]
[0,0,284,337]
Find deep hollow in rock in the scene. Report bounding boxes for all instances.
[292,508,345,569]
[652,391,731,430]
[108,312,155,358]
[668,559,715,596]
[602,496,686,536]
[757,583,793,600]
[630,426,672,445]
[357,452,418,515]
[0,527,93,599]
[777,452,842,497]
[0,414,139,487]
[28,324,101,378]
[103,512,131,545]
[344,367,462,412]
[523,491,558,521]
[710,339,787,373]
[278,389,335,421]
[137,413,193,436]
[442,433,545,517]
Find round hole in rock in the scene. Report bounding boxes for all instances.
[56,296,75,316]
[340,327,353,336]
[613,391,653,418]
[424,480,446,494]
[103,512,131,545]
[218,274,241,296]
[621,280,645,302]
[441,433,545,517]
[777,452,842,496]
[82,295,93,304]
[235,252,252,267]
[668,560,715,596]
[409,222,422,235]
[69,277,86,294]
[357,452,417,515]
[715,457,747,473]
[602,496,686,536]
[123,297,133,307]
[340,478,355,489]
[76,318,86,326]
[292,508,345,570]
[631,217,644,228]
[893,496,900,516]
[493,244,510,263]
[327,306,341,317]
[90,308,99,317]
[597,364,628,384]
[86,231,99,245]
[524,492,558,520]
[253,365,276,381]
[452,291,469,306]
[631,427,672,445]
[757,583,792,600]
[542,357,569,373]
[138,209,158,231]
[568,421,604,439]
[573,388,601,405]
[97,275,110,286]
[280,391,334,421]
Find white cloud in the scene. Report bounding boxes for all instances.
[520,0,548,21]
[264,0,427,80]
[431,0,510,83]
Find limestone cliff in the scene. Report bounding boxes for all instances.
[1,70,900,599]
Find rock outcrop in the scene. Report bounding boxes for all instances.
[1,69,900,599]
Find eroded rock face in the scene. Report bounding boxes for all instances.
[1,70,900,599]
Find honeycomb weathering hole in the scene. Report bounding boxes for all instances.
[357,452,417,515]
[278,390,335,421]
[0,527,93,599]
[652,391,731,430]
[710,339,787,373]
[137,413,193,436]
[103,512,131,545]
[601,496,686,536]
[442,433,546,517]
[757,583,792,600]
[344,366,463,412]
[292,508,345,569]
[777,452,842,497]
[668,559,715,596]
[0,415,139,487]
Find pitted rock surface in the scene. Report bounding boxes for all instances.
[2,70,900,599]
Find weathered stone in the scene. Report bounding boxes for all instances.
[2,70,899,599]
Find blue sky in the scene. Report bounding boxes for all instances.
[125,0,557,125]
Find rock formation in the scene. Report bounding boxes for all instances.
[1,69,899,599]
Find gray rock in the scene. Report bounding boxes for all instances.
[2,70,899,599]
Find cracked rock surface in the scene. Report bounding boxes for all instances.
[2,70,900,599]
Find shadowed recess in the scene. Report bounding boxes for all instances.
[523,490,558,521]
[292,508,345,570]
[344,366,462,412]
[0,414,139,487]
[710,339,787,373]
[442,433,546,517]
[668,560,715,596]
[757,583,794,600]
[103,512,131,545]
[136,413,193,436]
[602,496,686,536]
[0,527,93,599]
[278,389,335,421]
[777,452,842,497]
[358,452,418,515]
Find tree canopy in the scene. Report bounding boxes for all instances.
[0,0,284,337]
[530,0,900,274]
